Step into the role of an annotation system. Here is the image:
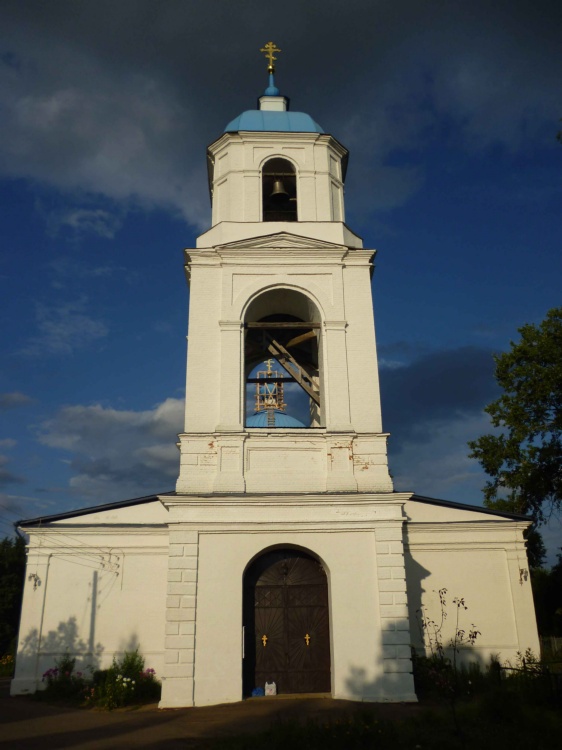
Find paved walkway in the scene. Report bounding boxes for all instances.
[0,680,421,749]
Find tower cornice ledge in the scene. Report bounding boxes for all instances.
[196,222,364,249]
[208,130,348,158]
[213,248,353,266]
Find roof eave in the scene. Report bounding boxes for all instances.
[17,491,175,528]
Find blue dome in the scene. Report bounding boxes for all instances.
[224,110,324,134]
[246,409,306,428]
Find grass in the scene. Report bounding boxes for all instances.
[209,692,562,750]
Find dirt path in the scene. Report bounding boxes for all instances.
[0,680,422,749]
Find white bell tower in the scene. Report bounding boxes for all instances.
[159,46,416,709]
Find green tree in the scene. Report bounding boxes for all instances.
[468,308,562,526]
[531,550,562,637]
[0,534,26,655]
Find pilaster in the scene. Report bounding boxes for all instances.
[323,321,353,432]
[159,529,199,708]
[374,523,417,701]
[215,320,244,432]
[505,543,541,654]
[10,552,51,695]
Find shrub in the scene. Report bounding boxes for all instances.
[90,649,160,709]
[41,652,90,703]
[39,647,160,709]
[0,652,15,677]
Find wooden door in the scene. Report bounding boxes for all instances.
[243,550,331,695]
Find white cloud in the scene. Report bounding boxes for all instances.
[37,397,184,501]
[47,256,121,292]
[20,298,108,355]
[47,207,123,239]
[0,47,209,230]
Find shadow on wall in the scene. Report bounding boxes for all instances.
[343,524,431,701]
[344,644,495,704]
[119,633,141,655]
[344,619,417,702]
[15,616,104,683]
[404,533,431,651]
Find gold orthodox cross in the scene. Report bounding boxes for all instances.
[262,634,268,647]
[260,41,282,73]
[304,633,311,646]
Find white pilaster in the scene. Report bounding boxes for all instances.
[216,320,244,432]
[323,320,353,432]
[160,529,199,709]
[375,523,417,701]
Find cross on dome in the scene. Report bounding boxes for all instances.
[260,41,281,97]
[260,41,281,73]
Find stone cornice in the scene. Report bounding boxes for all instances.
[406,520,529,531]
[26,524,169,536]
[164,490,411,532]
[214,232,348,252]
[208,130,347,156]
[195,222,364,250]
[161,492,410,505]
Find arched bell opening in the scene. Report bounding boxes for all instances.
[242,547,331,697]
[262,158,297,222]
[244,289,323,428]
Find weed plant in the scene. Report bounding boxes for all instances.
[211,696,562,750]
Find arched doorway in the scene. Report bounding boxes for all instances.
[243,548,331,696]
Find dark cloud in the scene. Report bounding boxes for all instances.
[0,469,24,487]
[379,347,501,507]
[0,391,33,410]
[1,1,560,227]
[37,398,184,500]
[69,455,175,487]
[380,345,499,440]
[0,455,25,487]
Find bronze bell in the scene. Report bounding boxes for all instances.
[270,178,289,202]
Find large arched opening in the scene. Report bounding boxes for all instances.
[242,547,331,696]
[244,288,323,428]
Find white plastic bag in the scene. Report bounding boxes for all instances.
[264,681,277,696]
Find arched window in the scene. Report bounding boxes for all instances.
[262,158,297,222]
[244,289,322,428]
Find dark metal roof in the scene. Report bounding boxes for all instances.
[16,489,531,528]
[409,493,531,521]
[17,492,175,527]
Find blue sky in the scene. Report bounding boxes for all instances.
[0,1,560,562]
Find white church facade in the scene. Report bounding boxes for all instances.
[11,51,539,707]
